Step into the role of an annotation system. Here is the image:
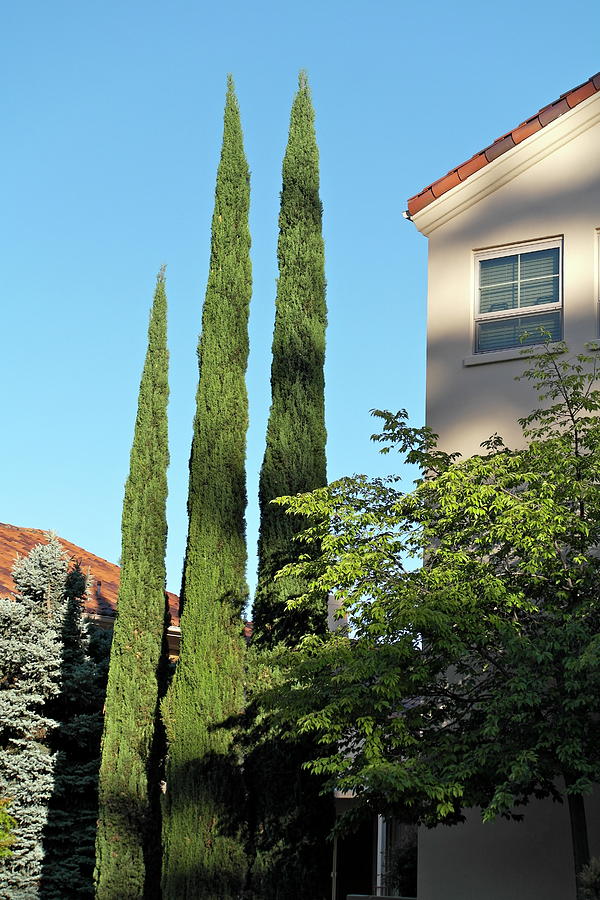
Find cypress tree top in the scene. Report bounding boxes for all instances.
[246,73,334,900]
[161,76,251,900]
[177,73,251,623]
[254,70,328,647]
[95,268,169,900]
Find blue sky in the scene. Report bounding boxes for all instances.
[1,1,598,596]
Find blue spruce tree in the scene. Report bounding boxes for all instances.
[0,536,105,899]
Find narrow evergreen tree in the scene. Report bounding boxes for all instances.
[247,72,334,900]
[94,269,170,899]
[0,536,89,899]
[40,565,110,899]
[253,71,328,646]
[161,76,251,900]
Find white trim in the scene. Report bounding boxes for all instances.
[410,91,600,236]
[85,611,181,641]
[475,236,561,262]
[464,347,537,367]
[596,228,600,337]
[84,613,116,625]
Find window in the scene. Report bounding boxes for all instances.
[474,238,562,353]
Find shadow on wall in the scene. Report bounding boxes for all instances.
[436,153,600,249]
[423,141,600,454]
[426,308,600,458]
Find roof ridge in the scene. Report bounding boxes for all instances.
[0,522,180,626]
[407,71,600,217]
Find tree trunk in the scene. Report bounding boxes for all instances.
[567,788,590,900]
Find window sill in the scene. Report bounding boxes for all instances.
[463,347,536,367]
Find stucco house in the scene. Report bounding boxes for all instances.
[404,71,600,900]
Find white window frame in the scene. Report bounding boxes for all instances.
[474,237,563,354]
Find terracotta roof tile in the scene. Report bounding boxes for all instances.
[485,133,516,162]
[457,152,487,181]
[566,81,596,108]
[512,118,542,144]
[431,170,461,198]
[407,71,600,215]
[538,97,570,127]
[407,187,436,217]
[0,522,180,626]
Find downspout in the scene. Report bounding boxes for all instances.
[331,832,338,900]
[376,815,387,896]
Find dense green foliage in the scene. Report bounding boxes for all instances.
[161,77,251,900]
[0,537,105,899]
[580,858,600,900]
[272,343,600,900]
[247,72,333,900]
[0,799,16,859]
[253,71,328,647]
[95,270,170,899]
[40,566,110,900]
[0,540,61,899]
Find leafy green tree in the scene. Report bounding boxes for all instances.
[0,537,93,898]
[161,76,251,900]
[246,71,333,900]
[270,343,600,900]
[253,70,328,647]
[95,269,170,899]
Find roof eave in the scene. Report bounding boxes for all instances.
[406,72,600,226]
[407,89,600,238]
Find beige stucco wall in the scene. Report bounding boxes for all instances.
[411,92,600,900]
[417,94,600,457]
[418,791,600,900]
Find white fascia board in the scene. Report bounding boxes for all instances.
[410,91,600,237]
[85,611,181,640]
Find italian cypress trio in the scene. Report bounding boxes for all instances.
[247,72,334,899]
[161,76,252,900]
[94,269,170,899]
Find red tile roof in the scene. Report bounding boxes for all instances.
[407,72,600,217]
[0,522,180,626]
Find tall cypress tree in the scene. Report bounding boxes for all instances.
[247,72,334,900]
[253,71,328,647]
[161,77,251,900]
[94,269,170,899]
